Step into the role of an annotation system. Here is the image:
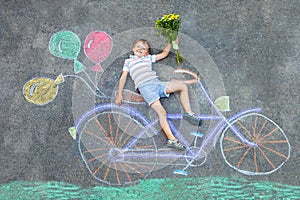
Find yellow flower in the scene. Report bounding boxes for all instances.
[155,13,184,65]
[162,14,180,21]
[169,14,179,20]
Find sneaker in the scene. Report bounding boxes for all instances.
[167,139,186,150]
[183,112,202,126]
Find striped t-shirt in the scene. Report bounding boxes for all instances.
[123,55,158,88]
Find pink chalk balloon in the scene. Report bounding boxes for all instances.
[84,31,112,72]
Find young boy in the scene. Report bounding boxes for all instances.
[115,39,201,150]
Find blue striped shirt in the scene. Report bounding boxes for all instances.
[123,55,158,88]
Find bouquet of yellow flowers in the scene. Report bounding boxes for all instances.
[155,14,185,65]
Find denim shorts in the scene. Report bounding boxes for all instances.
[138,79,169,106]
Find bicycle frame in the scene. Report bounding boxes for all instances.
[76,73,290,184]
[91,79,263,164]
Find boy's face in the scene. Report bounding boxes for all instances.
[132,41,149,57]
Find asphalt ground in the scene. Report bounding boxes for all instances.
[1,0,299,188]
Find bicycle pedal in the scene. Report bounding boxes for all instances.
[190,131,204,138]
[173,170,188,176]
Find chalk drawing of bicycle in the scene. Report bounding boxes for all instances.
[74,68,290,186]
[23,30,290,186]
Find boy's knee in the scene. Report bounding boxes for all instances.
[153,106,166,117]
[157,107,167,117]
[180,83,188,91]
[151,102,167,116]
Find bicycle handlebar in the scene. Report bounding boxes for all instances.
[172,68,200,84]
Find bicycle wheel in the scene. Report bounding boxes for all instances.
[220,113,290,175]
[78,110,157,186]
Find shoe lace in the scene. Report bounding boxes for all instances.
[174,140,184,148]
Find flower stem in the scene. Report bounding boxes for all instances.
[175,49,185,65]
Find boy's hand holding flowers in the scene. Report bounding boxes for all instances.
[155,14,185,65]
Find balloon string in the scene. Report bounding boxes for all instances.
[63,75,107,98]
[82,70,107,98]
[82,70,97,89]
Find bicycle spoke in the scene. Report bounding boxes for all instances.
[93,160,108,175]
[117,119,132,146]
[78,109,157,185]
[123,163,145,176]
[257,146,276,169]
[221,113,290,175]
[256,119,268,139]
[83,147,107,154]
[119,163,132,183]
[262,140,289,144]
[115,114,121,145]
[253,116,258,138]
[107,113,112,138]
[85,130,114,146]
[237,147,252,168]
[96,118,109,138]
[87,154,106,163]
[237,121,254,140]
[259,144,288,159]
[257,127,278,141]
[120,124,140,147]
[223,145,248,152]
[254,148,258,173]
[114,163,121,185]
[224,136,245,145]
[103,162,112,182]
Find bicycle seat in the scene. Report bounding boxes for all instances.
[117,89,145,104]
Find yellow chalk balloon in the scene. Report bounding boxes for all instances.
[23,74,64,106]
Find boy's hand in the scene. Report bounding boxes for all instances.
[116,71,128,105]
[115,94,123,105]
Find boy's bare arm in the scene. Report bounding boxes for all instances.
[115,71,128,105]
[155,37,179,61]
[155,42,172,61]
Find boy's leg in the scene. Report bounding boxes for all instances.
[166,81,202,126]
[165,81,192,113]
[150,100,176,140]
[151,100,186,150]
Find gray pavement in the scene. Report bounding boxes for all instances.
[1,0,299,187]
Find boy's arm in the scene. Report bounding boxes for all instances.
[155,37,179,61]
[155,42,172,61]
[115,71,128,105]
